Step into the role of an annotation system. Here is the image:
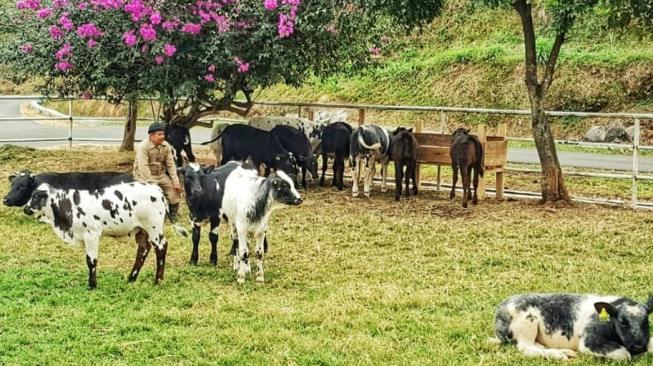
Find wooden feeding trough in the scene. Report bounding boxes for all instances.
[413,123,508,200]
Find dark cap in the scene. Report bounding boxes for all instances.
[148,122,165,134]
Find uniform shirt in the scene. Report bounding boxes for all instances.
[133,139,180,185]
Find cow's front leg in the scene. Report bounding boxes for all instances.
[364,156,376,197]
[254,232,266,283]
[190,221,201,265]
[208,217,220,266]
[352,156,362,197]
[380,160,388,193]
[580,337,630,361]
[236,226,250,284]
[83,235,100,289]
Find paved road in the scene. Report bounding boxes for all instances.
[2,99,652,172]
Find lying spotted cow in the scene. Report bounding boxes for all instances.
[23,182,187,289]
[493,293,653,361]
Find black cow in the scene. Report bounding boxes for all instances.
[390,127,419,201]
[165,124,195,167]
[4,170,133,207]
[318,122,353,190]
[202,124,297,178]
[270,125,318,188]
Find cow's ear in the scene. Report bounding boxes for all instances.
[645,295,653,314]
[408,127,414,133]
[465,128,470,134]
[8,175,15,182]
[594,302,618,318]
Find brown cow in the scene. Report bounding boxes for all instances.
[449,128,484,208]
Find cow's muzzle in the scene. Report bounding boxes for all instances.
[23,206,34,216]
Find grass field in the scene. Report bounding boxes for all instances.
[1,145,653,365]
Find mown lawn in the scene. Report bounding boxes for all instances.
[1,145,653,365]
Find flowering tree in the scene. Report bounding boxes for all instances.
[1,0,443,149]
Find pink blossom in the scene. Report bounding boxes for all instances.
[181,23,201,35]
[149,11,161,25]
[55,43,72,60]
[204,74,215,82]
[141,44,149,53]
[122,30,137,46]
[161,20,177,30]
[55,61,73,72]
[19,43,33,53]
[78,2,88,10]
[80,91,92,99]
[59,14,74,31]
[77,23,103,39]
[16,0,40,10]
[263,0,277,10]
[235,57,249,73]
[53,0,68,7]
[214,15,230,33]
[124,0,146,21]
[163,43,176,57]
[49,25,64,40]
[90,0,121,9]
[278,13,294,38]
[154,55,164,64]
[37,8,52,19]
[87,39,97,48]
[368,47,380,56]
[326,24,337,34]
[139,24,157,42]
[207,64,215,72]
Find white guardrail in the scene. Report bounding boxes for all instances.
[1,95,652,209]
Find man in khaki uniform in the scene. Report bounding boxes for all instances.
[133,122,182,220]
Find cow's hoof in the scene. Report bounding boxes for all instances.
[236,277,246,285]
[395,196,400,201]
[462,203,468,208]
[352,191,359,198]
[381,187,388,193]
[256,275,265,283]
[189,259,198,266]
[364,191,370,198]
[472,199,478,205]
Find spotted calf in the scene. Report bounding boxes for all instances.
[23,182,185,289]
[493,293,653,361]
[218,162,302,284]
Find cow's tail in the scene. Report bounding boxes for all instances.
[166,211,189,237]
[200,129,226,146]
[474,136,484,177]
[357,126,382,150]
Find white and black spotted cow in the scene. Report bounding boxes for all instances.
[23,182,187,289]
[216,162,302,284]
[493,293,653,361]
[350,125,391,198]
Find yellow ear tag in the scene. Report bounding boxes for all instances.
[599,308,610,321]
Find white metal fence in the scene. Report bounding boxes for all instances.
[1,95,652,209]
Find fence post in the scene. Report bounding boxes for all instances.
[477,124,487,200]
[298,106,302,118]
[632,118,640,208]
[358,109,365,127]
[68,99,73,148]
[415,119,423,190]
[307,109,314,121]
[495,122,507,200]
[439,110,447,133]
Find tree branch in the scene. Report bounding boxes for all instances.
[540,30,566,93]
[513,0,538,92]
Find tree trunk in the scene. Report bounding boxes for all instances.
[514,0,571,204]
[530,97,570,203]
[119,100,138,152]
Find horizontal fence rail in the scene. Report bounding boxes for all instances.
[0,95,651,209]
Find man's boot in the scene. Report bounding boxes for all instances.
[169,203,180,222]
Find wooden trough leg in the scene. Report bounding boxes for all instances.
[477,124,487,200]
[496,170,505,200]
